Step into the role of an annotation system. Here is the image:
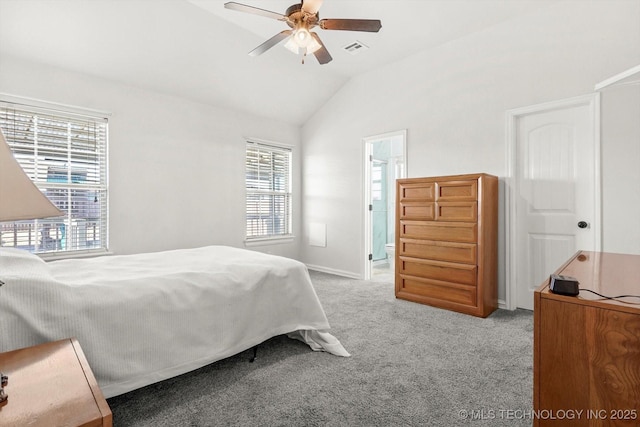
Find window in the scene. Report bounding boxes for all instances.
[245,140,292,241]
[0,100,109,256]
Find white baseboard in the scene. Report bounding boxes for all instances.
[305,264,361,279]
[306,265,512,311]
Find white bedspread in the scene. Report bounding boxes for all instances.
[0,246,349,397]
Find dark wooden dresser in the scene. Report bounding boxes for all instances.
[534,251,640,426]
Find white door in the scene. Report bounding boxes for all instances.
[510,94,600,310]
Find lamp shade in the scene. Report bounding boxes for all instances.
[0,127,63,221]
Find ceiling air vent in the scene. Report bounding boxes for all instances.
[343,40,369,55]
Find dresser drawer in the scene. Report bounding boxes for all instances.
[398,182,435,201]
[399,257,477,286]
[399,220,477,243]
[436,202,477,222]
[399,202,435,220]
[398,275,477,306]
[399,239,477,264]
[436,180,477,201]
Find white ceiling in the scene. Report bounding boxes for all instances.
[0,0,559,125]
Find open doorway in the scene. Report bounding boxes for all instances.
[363,130,407,281]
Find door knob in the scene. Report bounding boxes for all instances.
[577,221,589,229]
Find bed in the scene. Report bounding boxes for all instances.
[0,245,349,398]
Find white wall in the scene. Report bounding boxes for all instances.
[601,83,640,255]
[0,55,303,259]
[301,1,640,301]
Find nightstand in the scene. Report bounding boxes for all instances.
[0,338,112,427]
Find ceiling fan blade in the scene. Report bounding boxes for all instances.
[311,33,332,64]
[224,2,285,21]
[320,19,382,32]
[248,30,293,57]
[302,0,323,15]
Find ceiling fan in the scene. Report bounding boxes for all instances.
[224,0,382,64]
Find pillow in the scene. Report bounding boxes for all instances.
[0,247,51,279]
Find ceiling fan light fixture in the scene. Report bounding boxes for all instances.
[294,27,311,47]
[284,37,302,54]
[307,36,322,54]
[284,26,321,55]
[284,34,322,55]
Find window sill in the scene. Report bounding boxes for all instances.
[38,249,113,261]
[244,236,295,247]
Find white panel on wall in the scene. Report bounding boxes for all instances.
[309,222,327,247]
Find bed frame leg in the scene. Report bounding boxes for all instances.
[249,345,258,363]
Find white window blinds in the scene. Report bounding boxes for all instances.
[245,141,292,240]
[0,102,109,256]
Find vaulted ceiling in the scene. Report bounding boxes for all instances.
[0,0,559,125]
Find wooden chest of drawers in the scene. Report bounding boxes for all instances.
[395,173,498,317]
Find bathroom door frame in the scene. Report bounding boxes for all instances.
[363,129,407,280]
